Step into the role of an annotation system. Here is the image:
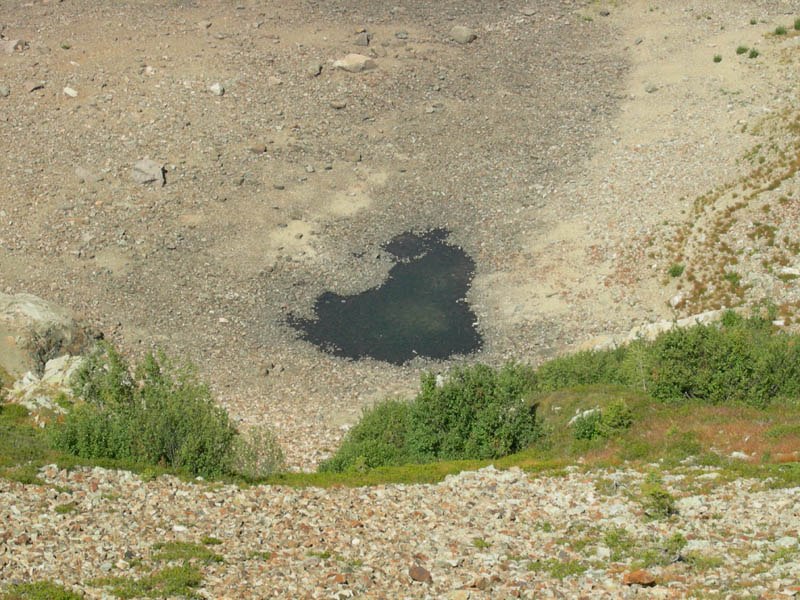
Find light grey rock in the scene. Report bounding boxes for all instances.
[208,82,224,96]
[450,26,477,44]
[75,166,103,183]
[131,159,164,186]
[0,85,9,97]
[1,39,26,55]
[0,293,98,377]
[686,539,711,551]
[63,86,78,97]
[775,536,798,549]
[306,62,322,77]
[354,31,371,46]
[333,54,376,73]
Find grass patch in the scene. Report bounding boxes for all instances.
[151,541,223,564]
[54,501,77,514]
[668,263,685,277]
[1,582,83,600]
[736,45,749,55]
[91,564,202,599]
[527,558,587,579]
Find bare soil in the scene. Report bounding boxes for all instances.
[1,0,798,469]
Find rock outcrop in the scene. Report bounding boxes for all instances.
[0,293,99,378]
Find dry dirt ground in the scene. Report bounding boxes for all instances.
[1,0,799,469]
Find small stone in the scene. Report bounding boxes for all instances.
[730,451,750,460]
[409,565,432,584]
[354,31,371,46]
[330,100,347,109]
[1,39,26,55]
[267,75,282,86]
[75,166,102,183]
[100,561,113,572]
[779,267,800,276]
[306,62,322,77]
[775,536,798,549]
[395,31,408,39]
[273,183,285,190]
[0,85,9,97]
[600,10,610,16]
[208,82,224,96]
[26,81,45,93]
[305,165,315,173]
[645,83,658,93]
[63,86,78,97]
[197,20,212,29]
[131,159,165,186]
[520,8,536,16]
[343,150,362,163]
[249,144,267,154]
[333,54,377,73]
[623,570,656,587]
[115,559,130,570]
[450,26,477,44]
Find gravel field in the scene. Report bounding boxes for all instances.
[2,464,800,599]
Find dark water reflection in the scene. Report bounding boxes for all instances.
[289,229,483,365]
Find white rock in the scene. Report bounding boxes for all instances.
[208,82,225,96]
[333,54,377,73]
[131,159,165,185]
[775,536,798,548]
[63,87,78,97]
[450,26,477,44]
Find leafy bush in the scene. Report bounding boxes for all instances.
[318,400,411,472]
[573,401,633,440]
[533,347,628,392]
[407,363,538,462]
[51,343,238,478]
[321,363,539,472]
[643,312,800,407]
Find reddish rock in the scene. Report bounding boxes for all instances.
[408,565,432,584]
[623,569,656,586]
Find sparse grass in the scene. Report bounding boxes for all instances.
[91,564,203,599]
[54,502,77,514]
[247,551,272,561]
[775,25,787,35]
[1,581,83,600]
[736,45,749,55]
[527,558,587,579]
[795,18,800,31]
[200,536,222,546]
[713,54,722,63]
[749,48,759,58]
[151,541,223,564]
[472,538,492,549]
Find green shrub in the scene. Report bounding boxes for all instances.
[795,18,800,31]
[318,399,411,473]
[533,347,628,392]
[407,363,538,462]
[749,48,759,58]
[643,312,800,407]
[713,54,722,63]
[51,343,237,478]
[642,485,677,519]
[573,410,603,440]
[775,25,787,35]
[668,263,685,277]
[736,45,749,54]
[573,401,633,441]
[321,363,539,472]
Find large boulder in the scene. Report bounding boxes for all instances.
[0,293,99,378]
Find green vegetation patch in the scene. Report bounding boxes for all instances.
[320,363,540,472]
[151,541,223,564]
[1,581,83,600]
[91,564,203,599]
